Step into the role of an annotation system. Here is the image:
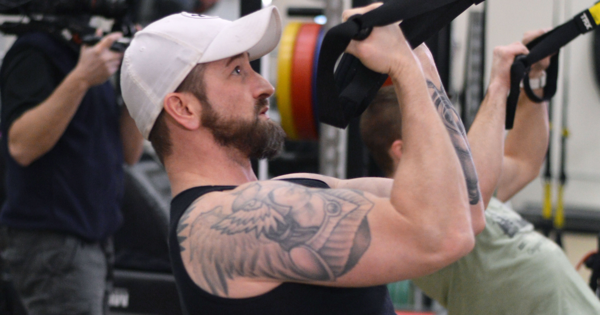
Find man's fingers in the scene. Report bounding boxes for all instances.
[496,42,528,59]
[507,42,529,56]
[342,2,383,22]
[97,32,123,50]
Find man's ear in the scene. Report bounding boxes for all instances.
[163,92,200,131]
[388,139,403,162]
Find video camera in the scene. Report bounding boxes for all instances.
[0,0,129,18]
[0,0,134,52]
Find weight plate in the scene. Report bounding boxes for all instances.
[312,26,325,138]
[276,22,302,140]
[291,23,321,140]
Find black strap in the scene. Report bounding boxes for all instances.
[316,0,484,129]
[506,5,600,129]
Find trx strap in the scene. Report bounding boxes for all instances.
[316,0,484,129]
[506,2,600,129]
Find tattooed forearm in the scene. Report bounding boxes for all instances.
[427,80,481,205]
[177,182,374,296]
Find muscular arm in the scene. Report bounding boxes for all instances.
[496,91,549,202]
[496,31,551,202]
[178,4,475,299]
[178,178,471,298]
[8,33,124,166]
[413,45,485,234]
[465,43,530,207]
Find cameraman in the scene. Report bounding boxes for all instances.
[0,23,143,315]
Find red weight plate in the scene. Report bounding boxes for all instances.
[291,23,321,140]
[383,75,393,86]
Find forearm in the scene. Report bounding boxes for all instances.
[8,70,90,166]
[120,106,144,165]
[496,90,549,201]
[414,45,484,234]
[389,61,472,242]
[466,81,508,207]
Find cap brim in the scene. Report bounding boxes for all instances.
[200,6,282,63]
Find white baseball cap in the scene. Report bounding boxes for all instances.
[121,6,282,139]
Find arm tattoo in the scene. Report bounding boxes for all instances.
[177,198,201,252]
[427,80,481,205]
[177,182,374,296]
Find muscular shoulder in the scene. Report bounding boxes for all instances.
[176,180,376,297]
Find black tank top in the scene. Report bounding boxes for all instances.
[169,178,395,315]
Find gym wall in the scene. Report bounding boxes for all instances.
[485,0,600,215]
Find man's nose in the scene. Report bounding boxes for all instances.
[253,71,275,99]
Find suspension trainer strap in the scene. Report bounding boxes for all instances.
[316,0,484,129]
[506,2,600,129]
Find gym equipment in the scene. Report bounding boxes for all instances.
[276,20,393,141]
[115,158,172,272]
[111,155,182,315]
[277,22,302,140]
[594,27,600,88]
[110,270,182,314]
[554,25,572,247]
[577,234,600,297]
[292,23,321,140]
[460,9,486,132]
[387,280,413,309]
[316,0,484,130]
[505,1,600,129]
[542,101,554,237]
[277,22,326,140]
[541,0,561,238]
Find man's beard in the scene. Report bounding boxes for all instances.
[201,98,285,160]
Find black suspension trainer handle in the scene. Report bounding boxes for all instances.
[505,2,600,129]
[316,0,484,129]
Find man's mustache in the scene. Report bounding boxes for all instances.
[255,98,269,114]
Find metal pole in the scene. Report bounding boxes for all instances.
[319,0,348,178]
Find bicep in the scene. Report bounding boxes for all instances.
[178,181,445,296]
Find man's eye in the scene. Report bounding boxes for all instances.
[233,66,242,75]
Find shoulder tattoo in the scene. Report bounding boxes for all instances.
[177,182,374,296]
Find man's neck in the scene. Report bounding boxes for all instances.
[165,139,258,197]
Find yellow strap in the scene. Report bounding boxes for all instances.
[276,22,302,140]
[589,2,600,26]
[542,182,553,220]
[554,185,565,229]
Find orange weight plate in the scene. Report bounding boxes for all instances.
[291,23,321,140]
[276,22,302,140]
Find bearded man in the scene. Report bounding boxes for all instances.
[119,4,485,315]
